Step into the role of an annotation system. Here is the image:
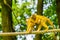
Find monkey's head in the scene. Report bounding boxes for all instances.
[31,14,37,20]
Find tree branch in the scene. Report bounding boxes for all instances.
[0,29,60,36]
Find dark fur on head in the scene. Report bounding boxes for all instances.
[31,14,36,20]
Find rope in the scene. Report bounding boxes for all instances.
[0,29,60,36]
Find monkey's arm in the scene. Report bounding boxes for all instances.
[26,18,35,33]
[26,24,34,33]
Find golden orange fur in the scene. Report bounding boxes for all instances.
[26,14,54,33]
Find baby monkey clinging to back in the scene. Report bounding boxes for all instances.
[26,14,54,33]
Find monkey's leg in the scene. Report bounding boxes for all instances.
[37,25,42,31]
[47,19,54,28]
[42,23,48,31]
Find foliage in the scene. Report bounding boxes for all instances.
[43,33,55,40]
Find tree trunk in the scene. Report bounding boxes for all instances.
[35,0,43,40]
[56,0,60,40]
[1,0,16,40]
[37,0,43,15]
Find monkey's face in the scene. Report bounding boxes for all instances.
[31,14,36,20]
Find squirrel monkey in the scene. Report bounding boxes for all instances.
[26,14,54,33]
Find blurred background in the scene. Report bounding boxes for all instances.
[0,0,60,40]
